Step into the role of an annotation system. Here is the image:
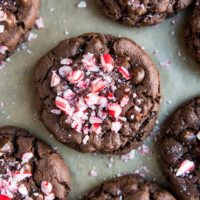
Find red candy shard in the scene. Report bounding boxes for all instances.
[0,195,11,200]
[67,70,84,84]
[118,67,130,80]
[101,53,114,72]
[91,123,102,134]
[108,103,122,118]
[55,96,74,116]
[176,159,195,176]
[41,181,53,195]
[91,78,108,93]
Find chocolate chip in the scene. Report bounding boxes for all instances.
[6,12,16,29]
[19,0,30,7]
[131,66,145,84]
[0,138,13,156]
[21,162,32,173]
[180,130,196,144]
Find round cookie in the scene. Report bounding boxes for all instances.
[85,174,176,199]
[160,97,200,200]
[0,126,71,200]
[34,33,160,154]
[186,1,200,63]
[0,0,40,61]
[96,0,193,26]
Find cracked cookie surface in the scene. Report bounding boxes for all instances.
[84,174,176,200]
[34,33,160,154]
[96,0,193,26]
[0,126,71,200]
[0,0,40,61]
[186,1,200,63]
[160,97,200,200]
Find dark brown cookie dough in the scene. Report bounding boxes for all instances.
[34,33,160,154]
[160,97,200,200]
[0,126,71,200]
[186,1,200,63]
[0,0,40,61]
[84,174,176,200]
[96,0,193,26]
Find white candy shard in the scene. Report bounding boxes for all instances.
[176,160,195,176]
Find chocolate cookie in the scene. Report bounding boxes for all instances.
[186,1,200,63]
[160,97,200,200]
[0,0,40,61]
[35,33,160,154]
[96,0,193,26]
[0,126,71,200]
[84,174,176,199]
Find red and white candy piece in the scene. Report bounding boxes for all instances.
[176,159,195,176]
[196,131,200,140]
[91,78,107,93]
[45,192,55,200]
[22,152,33,165]
[60,58,73,65]
[84,93,99,106]
[0,46,8,55]
[51,71,60,87]
[82,53,99,72]
[41,181,53,195]
[0,195,10,200]
[101,53,114,72]
[120,96,129,107]
[67,70,84,84]
[98,96,108,108]
[35,17,44,29]
[118,67,130,80]
[18,184,28,196]
[91,123,102,134]
[55,96,74,116]
[63,89,75,100]
[0,11,7,22]
[58,66,72,77]
[108,103,122,118]
[89,116,102,124]
[13,170,32,182]
[111,121,122,133]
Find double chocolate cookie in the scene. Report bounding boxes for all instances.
[0,126,71,200]
[85,174,176,199]
[96,0,193,26]
[160,97,200,200]
[0,0,40,61]
[35,33,160,154]
[186,1,200,63]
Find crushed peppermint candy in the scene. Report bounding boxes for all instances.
[0,46,8,55]
[176,160,195,177]
[0,152,55,199]
[35,17,44,29]
[50,52,144,144]
[77,1,87,8]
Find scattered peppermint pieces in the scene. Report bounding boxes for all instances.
[77,1,87,8]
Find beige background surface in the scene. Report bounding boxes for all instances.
[0,0,200,199]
